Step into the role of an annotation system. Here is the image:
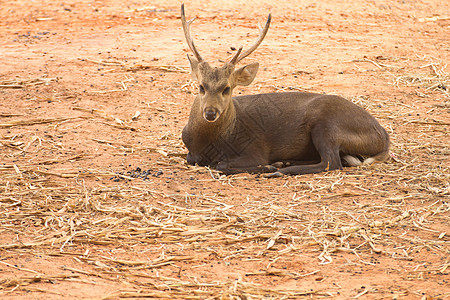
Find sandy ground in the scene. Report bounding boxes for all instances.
[1,0,449,299]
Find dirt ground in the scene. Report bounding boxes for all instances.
[1,0,449,299]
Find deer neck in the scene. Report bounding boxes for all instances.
[190,98,236,140]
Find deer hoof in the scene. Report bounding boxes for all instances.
[271,162,284,169]
[263,165,278,172]
[264,171,283,178]
[216,162,231,173]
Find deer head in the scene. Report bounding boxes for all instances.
[181,4,271,122]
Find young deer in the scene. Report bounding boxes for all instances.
[180,4,389,177]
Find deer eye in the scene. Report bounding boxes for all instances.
[222,87,230,95]
[199,85,205,95]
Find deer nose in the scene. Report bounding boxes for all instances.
[204,108,218,122]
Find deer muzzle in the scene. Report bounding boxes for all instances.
[204,107,219,122]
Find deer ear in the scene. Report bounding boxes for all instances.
[233,62,259,86]
[187,55,199,81]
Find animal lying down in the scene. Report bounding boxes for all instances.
[180,4,390,177]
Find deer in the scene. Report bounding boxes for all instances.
[180,4,390,177]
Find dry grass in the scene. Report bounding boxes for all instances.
[0,77,57,89]
[1,31,449,300]
[1,130,449,298]
[78,57,190,73]
[393,59,449,99]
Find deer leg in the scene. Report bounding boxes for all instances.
[216,161,277,175]
[186,152,195,165]
[266,129,343,177]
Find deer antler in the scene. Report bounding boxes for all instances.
[232,14,271,64]
[229,46,243,65]
[181,4,203,62]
